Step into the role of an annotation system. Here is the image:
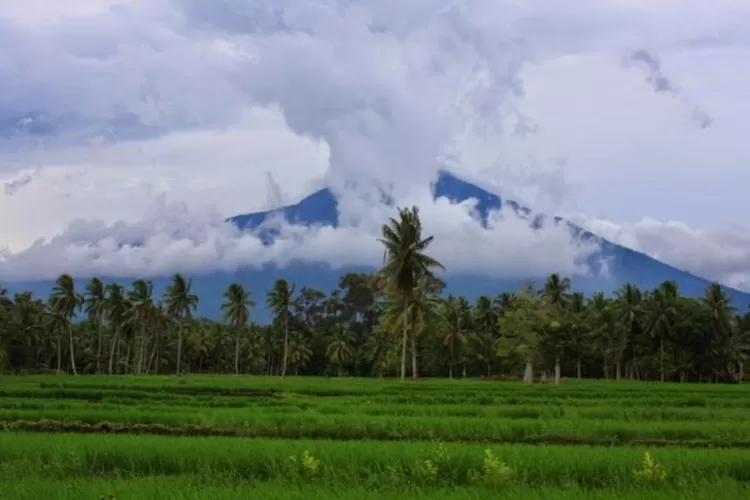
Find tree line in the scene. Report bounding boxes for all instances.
[1,206,748,383]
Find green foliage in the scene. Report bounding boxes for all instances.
[469,449,515,487]
[634,451,668,483]
[289,450,321,479]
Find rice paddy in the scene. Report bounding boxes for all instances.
[1,375,749,499]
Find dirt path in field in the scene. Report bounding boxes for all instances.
[3,419,750,449]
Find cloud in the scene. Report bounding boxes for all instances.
[570,214,750,291]
[3,171,35,196]
[0,0,749,290]
[624,48,713,128]
[0,185,598,282]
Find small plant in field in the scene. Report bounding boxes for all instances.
[414,442,453,483]
[415,458,439,482]
[633,451,667,483]
[289,450,320,478]
[469,449,514,487]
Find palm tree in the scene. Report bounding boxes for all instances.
[83,277,107,373]
[164,274,199,375]
[541,273,571,383]
[567,291,589,379]
[405,277,442,379]
[220,283,255,375]
[105,283,129,374]
[266,278,295,377]
[542,273,571,310]
[128,279,155,375]
[497,287,543,383]
[364,329,397,377]
[50,274,81,375]
[644,288,675,381]
[378,206,444,381]
[439,296,469,379]
[326,325,355,376]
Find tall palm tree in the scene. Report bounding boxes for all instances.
[378,206,443,381]
[439,296,469,379]
[644,288,675,381]
[83,277,107,373]
[541,273,571,383]
[50,274,81,375]
[405,277,442,379]
[105,283,129,374]
[542,273,571,310]
[220,283,255,375]
[164,274,199,375]
[128,279,155,375]
[266,278,295,377]
[326,324,355,376]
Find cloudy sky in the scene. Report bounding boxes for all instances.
[0,0,749,288]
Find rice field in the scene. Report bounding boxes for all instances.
[1,376,749,499]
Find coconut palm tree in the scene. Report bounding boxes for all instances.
[163,274,199,375]
[128,279,155,375]
[220,283,255,375]
[326,324,355,376]
[542,273,571,310]
[50,274,81,375]
[105,283,129,374]
[405,277,442,379]
[439,296,469,379]
[83,277,107,373]
[378,206,443,381]
[266,278,295,377]
[644,291,671,381]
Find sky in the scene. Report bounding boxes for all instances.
[0,0,749,289]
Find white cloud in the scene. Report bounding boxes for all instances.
[569,214,750,292]
[0,0,749,290]
[0,185,597,282]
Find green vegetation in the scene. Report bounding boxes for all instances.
[1,207,748,498]
[0,376,749,498]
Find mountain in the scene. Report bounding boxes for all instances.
[5,171,749,320]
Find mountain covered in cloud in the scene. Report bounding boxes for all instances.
[4,171,747,322]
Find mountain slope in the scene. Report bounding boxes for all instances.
[5,171,748,320]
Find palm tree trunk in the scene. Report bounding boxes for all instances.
[411,333,418,380]
[554,356,561,385]
[739,361,744,384]
[234,328,240,375]
[523,359,533,383]
[281,316,289,377]
[576,358,582,379]
[136,325,147,375]
[108,329,119,374]
[56,333,62,373]
[68,322,78,375]
[125,342,131,374]
[95,321,103,374]
[147,331,160,374]
[400,297,408,382]
[176,322,183,375]
[660,335,665,382]
[448,343,454,380]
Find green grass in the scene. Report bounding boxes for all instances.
[1,477,747,500]
[2,432,750,487]
[2,375,750,498]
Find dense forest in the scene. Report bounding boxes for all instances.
[1,207,748,383]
